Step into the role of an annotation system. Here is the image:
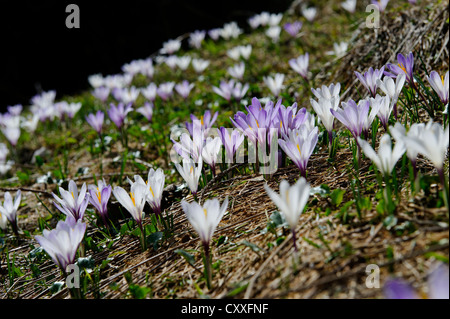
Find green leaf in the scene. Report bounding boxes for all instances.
[175,249,196,267]
[310,184,331,197]
[330,188,345,206]
[146,231,163,250]
[240,240,261,253]
[50,281,65,294]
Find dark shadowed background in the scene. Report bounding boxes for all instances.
[0,0,292,110]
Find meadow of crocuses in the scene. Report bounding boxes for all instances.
[0,0,448,300]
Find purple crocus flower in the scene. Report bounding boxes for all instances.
[7,104,23,116]
[283,21,303,37]
[384,263,449,299]
[213,80,249,102]
[34,215,86,273]
[218,127,245,163]
[371,0,390,12]
[274,102,310,138]
[354,66,385,97]
[141,83,158,102]
[0,190,21,235]
[175,80,195,99]
[172,123,205,162]
[186,110,218,136]
[52,180,90,221]
[136,102,154,122]
[86,111,104,134]
[278,126,319,177]
[330,99,370,140]
[385,52,415,85]
[88,180,112,226]
[107,102,133,129]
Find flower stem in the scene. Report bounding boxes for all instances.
[202,242,212,290]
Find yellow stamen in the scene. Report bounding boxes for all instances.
[442,75,445,86]
[96,187,101,202]
[190,166,194,174]
[71,192,74,198]
[398,63,407,74]
[130,192,135,206]
[149,186,155,198]
[255,119,260,128]
[297,144,302,156]
[201,116,204,126]
[280,120,283,128]
[203,208,208,217]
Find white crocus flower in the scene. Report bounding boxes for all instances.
[130,168,166,217]
[181,197,228,247]
[175,157,203,196]
[357,134,406,176]
[341,0,357,13]
[264,178,310,251]
[201,137,222,175]
[175,56,191,71]
[227,47,241,61]
[376,73,406,105]
[0,190,21,234]
[265,25,282,43]
[239,45,252,60]
[113,182,148,226]
[310,97,338,139]
[192,58,210,73]
[264,73,285,96]
[52,180,90,221]
[227,62,245,80]
[301,6,317,22]
[160,39,181,55]
[401,121,449,178]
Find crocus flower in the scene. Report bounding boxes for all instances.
[217,127,245,163]
[264,178,310,251]
[164,55,178,70]
[385,52,415,85]
[389,122,425,178]
[136,102,154,122]
[220,21,242,40]
[172,121,205,162]
[376,73,406,120]
[227,47,241,61]
[53,180,90,221]
[357,133,405,176]
[301,6,317,22]
[88,74,104,88]
[401,120,449,184]
[248,15,261,29]
[213,80,248,101]
[0,190,21,235]
[426,70,449,106]
[181,196,229,288]
[310,97,337,143]
[107,102,133,129]
[92,86,110,102]
[278,126,318,177]
[265,25,282,43]
[189,30,206,49]
[113,181,147,227]
[157,82,175,101]
[175,157,203,196]
[264,73,285,97]
[86,111,104,134]
[368,94,391,130]
[160,39,181,55]
[201,137,222,176]
[331,99,370,140]
[175,80,195,99]
[7,104,22,116]
[276,103,310,138]
[227,62,245,80]
[186,110,218,136]
[284,21,303,37]
[34,215,86,273]
[268,13,283,26]
[0,114,21,147]
[0,143,8,162]
[371,0,390,12]
[192,58,210,73]
[289,53,309,80]
[311,83,341,104]
[208,28,221,41]
[238,45,252,60]
[327,42,348,58]
[355,66,385,97]
[88,180,112,226]
[141,83,158,102]
[341,0,357,13]
[130,168,165,217]
[175,56,191,71]
[384,263,449,299]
